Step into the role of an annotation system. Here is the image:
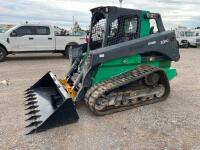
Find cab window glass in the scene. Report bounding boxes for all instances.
[108,19,118,37]
[185,31,195,37]
[107,15,138,46]
[150,19,158,34]
[15,26,33,36]
[34,26,50,35]
[124,17,138,34]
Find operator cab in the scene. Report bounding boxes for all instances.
[89,7,140,50]
[89,6,165,51]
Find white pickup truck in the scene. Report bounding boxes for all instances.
[0,24,87,61]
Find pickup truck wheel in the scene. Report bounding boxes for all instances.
[63,44,78,59]
[0,47,7,62]
[63,45,73,59]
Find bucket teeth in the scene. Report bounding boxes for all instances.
[23,72,80,134]
[25,105,39,110]
[24,97,36,102]
[25,90,34,95]
[25,115,41,121]
[26,129,37,135]
[25,88,30,92]
[25,101,38,106]
[24,94,36,98]
[24,95,34,99]
[25,110,40,115]
[25,121,42,128]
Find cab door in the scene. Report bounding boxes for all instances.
[9,26,35,51]
[32,26,55,51]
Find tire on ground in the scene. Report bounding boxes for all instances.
[185,41,190,48]
[180,40,189,48]
[0,47,7,62]
[63,44,78,59]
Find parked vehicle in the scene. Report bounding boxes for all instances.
[0,24,87,61]
[193,29,200,45]
[176,30,195,48]
[175,27,200,48]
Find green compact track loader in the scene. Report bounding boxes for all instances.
[24,6,180,134]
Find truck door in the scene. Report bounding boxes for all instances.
[32,26,55,51]
[9,26,35,51]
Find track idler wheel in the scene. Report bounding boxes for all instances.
[144,73,160,86]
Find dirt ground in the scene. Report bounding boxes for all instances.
[0,49,200,150]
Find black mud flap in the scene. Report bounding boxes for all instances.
[24,72,79,134]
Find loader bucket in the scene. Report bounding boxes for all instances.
[24,72,79,134]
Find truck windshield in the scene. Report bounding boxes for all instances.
[185,31,195,37]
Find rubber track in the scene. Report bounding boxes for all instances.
[84,65,170,115]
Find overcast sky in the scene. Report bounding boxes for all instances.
[0,0,199,29]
